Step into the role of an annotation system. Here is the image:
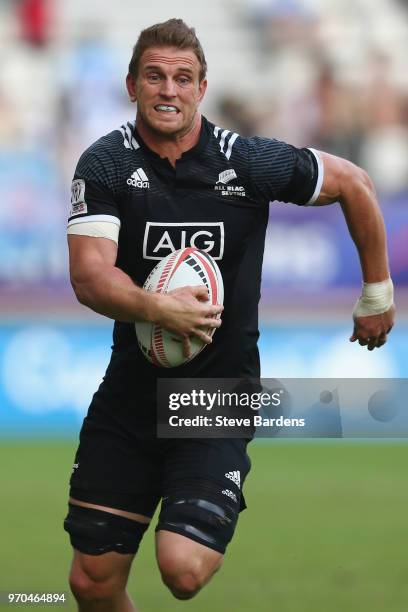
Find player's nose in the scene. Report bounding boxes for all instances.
[160,77,177,97]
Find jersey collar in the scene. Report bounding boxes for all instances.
[133,116,210,167]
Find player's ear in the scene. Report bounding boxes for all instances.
[126,73,137,103]
[197,79,207,104]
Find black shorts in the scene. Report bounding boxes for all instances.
[69,409,251,531]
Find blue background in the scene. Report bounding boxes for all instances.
[1,321,406,438]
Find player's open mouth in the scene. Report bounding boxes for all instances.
[154,105,179,113]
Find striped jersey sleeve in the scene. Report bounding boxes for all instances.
[68,133,122,228]
[246,137,322,206]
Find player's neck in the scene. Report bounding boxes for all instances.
[135,113,202,167]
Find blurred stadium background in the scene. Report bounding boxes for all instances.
[1,1,407,610]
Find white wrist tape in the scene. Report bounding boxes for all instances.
[353,278,394,318]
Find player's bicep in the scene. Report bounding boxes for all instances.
[68,234,118,289]
[313,151,358,206]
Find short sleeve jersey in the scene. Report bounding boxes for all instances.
[68,117,322,392]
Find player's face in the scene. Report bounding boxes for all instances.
[128,46,207,138]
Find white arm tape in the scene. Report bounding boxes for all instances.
[305,148,324,205]
[67,221,120,244]
[353,278,394,318]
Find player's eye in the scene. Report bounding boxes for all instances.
[147,73,161,82]
[177,76,191,86]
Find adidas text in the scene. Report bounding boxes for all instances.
[127,168,150,189]
[127,178,149,188]
[222,489,238,503]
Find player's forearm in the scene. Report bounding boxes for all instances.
[71,264,159,323]
[339,172,390,283]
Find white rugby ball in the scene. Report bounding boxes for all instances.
[135,247,224,368]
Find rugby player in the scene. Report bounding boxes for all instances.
[64,18,395,611]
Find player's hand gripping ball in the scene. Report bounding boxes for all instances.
[135,247,224,367]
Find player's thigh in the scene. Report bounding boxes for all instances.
[157,438,252,555]
[68,402,162,516]
[65,500,152,559]
[65,408,162,556]
[69,498,152,524]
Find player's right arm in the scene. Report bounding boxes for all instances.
[68,233,222,345]
[68,140,221,353]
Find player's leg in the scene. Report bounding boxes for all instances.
[64,404,162,611]
[70,551,134,612]
[69,549,135,612]
[155,530,223,600]
[155,438,251,600]
[66,500,151,611]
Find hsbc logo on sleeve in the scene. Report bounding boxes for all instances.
[143,222,224,261]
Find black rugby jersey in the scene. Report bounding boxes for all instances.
[68,116,322,385]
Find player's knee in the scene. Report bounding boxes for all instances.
[155,494,235,598]
[162,569,201,600]
[158,554,213,600]
[69,560,124,603]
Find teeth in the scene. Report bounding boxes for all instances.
[155,105,177,112]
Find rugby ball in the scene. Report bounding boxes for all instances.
[135,247,224,367]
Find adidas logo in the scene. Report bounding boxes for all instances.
[222,489,237,503]
[127,168,150,189]
[225,470,241,488]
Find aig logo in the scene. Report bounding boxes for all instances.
[143,222,224,261]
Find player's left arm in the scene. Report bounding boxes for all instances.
[313,151,395,350]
